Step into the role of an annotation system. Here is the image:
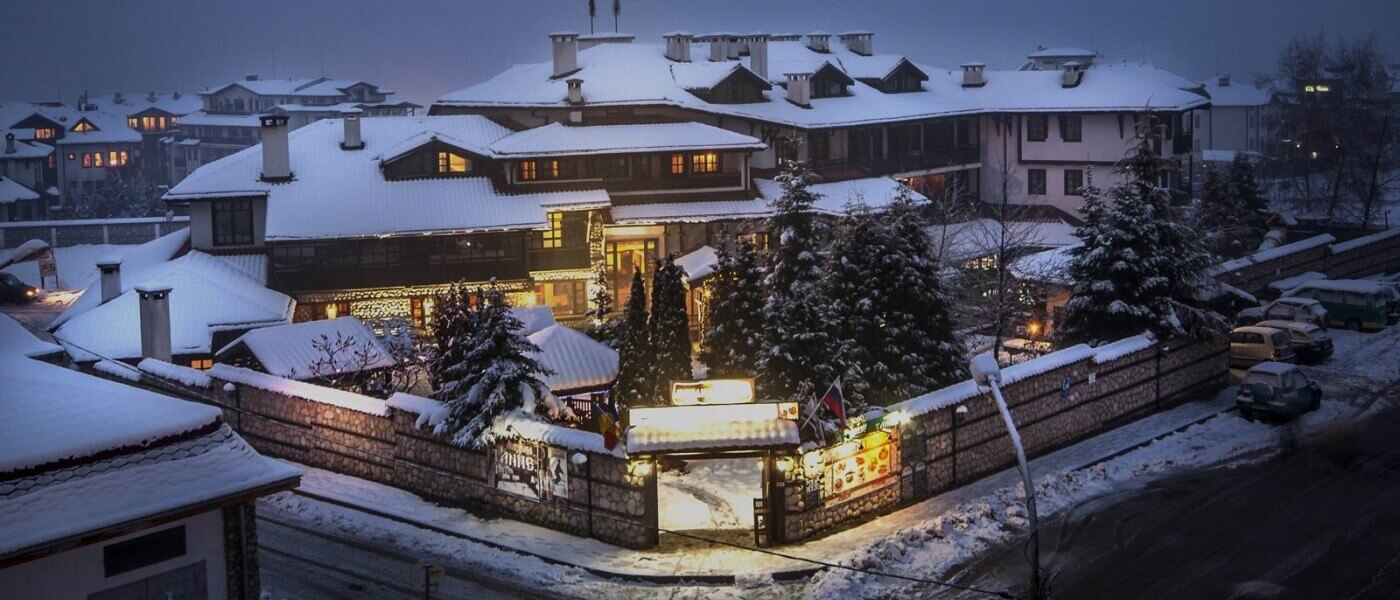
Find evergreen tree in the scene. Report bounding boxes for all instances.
[436,282,553,448]
[1228,155,1271,249]
[649,255,692,399]
[584,262,616,346]
[1192,166,1242,259]
[429,281,476,388]
[699,239,766,379]
[881,188,968,395]
[761,159,833,404]
[614,268,654,408]
[1057,120,1228,346]
[822,202,887,409]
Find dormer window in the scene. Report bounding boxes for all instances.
[34,128,54,140]
[71,120,96,133]
[808,64,856,99]
[519,160,538,180]
[437,151,470,173]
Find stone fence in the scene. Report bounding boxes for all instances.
[1214,228,1400,297]
[777,335,1228,544]
[0,216,189,249]
[164,365,657,549]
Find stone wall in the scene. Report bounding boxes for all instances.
[205,382,656,549]
[779,336,1229,544]
[221,503,259,600]
[1215,230,1400,296]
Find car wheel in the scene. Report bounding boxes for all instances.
[1347,320,1362,332]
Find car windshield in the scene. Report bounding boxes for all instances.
[1242,372,1281,388]
[0,273,19,285]
[1271,332,1292,347]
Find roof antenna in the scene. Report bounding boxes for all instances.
[588,0,596,35]
[613,0,620,32]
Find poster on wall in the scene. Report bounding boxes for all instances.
[824,432,896,500]
[491,440,544,500]
[545,446,570,501]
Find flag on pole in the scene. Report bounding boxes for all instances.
[597,392,621,450]
[819,378,847,428]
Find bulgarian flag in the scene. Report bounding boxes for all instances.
[819,378,847,428]
[597,392,622,451]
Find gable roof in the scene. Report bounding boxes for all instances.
[1202,77,1273,107]
[84,92,202,117]
[673,62,771,91]
[55,111,142,145]
[0,176,40,204]
[488,121,765,157]
[216,316,394,380]
[526,323,618,393]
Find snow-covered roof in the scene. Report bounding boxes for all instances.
[628,410,800,454]
[527,323,618,393]
[209,363,390,416]
[216,317,395,380]
[930,218,1081,263]
[674,245,720,283]
[1216,234,1336,273]
[1287,279,1396,296]
[199,77,390,98]
[0,356,298,559]
[0,314,64,360]
[176,111,261,128]
[0,176,40,204]
[512,305,557,336]
[55,250,294,361]
[386,396,625,457]
[1267,271,1327,292]
[84,92,202,117]
[214,252,268,284]
[1201,78,1272,107]
[55,111,142,146]
[488,122,765,157]
[0,138,54,160]
[1010,243,1078,285]
[1027,47,1096,59]
[436,40,1205,127]
[49,228,190,330]
[610,176,921,224]
[138,358,214,388]
[166,116,610,240]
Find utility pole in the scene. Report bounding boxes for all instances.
[970,352,1042,598]
[421,563,442,599]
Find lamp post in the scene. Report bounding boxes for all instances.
[969,351,1041,599]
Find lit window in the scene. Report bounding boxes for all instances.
[107,150,129,167]
[82,153,93,168]
[690,152,718,174]
[542,212,564,249]
[128,117,139,128]
[437,151,469,173]
[670,153,685,174]
[549,160,560,178]
[323,302,350,319]
[411,297,436,328]
[72,120,95,133]
[519,161,537,180]
[34,128,54,140]
[189,359,213,370]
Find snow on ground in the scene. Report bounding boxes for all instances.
[658,458,764,530]
[1,243,137,290]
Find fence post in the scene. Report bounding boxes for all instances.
[102,224,110,245]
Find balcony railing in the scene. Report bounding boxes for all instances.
[528,246,591,272]
[852,146,980,176]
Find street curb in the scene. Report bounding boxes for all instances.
[1066,406,1236,473]
[289,488,822,584]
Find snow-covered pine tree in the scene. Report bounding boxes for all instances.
[614,267,654,408]
[822,201,886,409]
[761,159,834,404]
[436,282,553,448]
[428,281,476,388]
[1057,119,1228,346]
[699,239,766,379]
[1228,155,1270,250]
[649,255,692,399]
[584,262,617,346]
[1192,166,1243,259]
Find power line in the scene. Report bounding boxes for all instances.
[69,343,1017,599]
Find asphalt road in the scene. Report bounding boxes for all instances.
[945,404,1400,600]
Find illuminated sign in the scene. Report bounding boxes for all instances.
[670,379,755,406]
[822,430,895,498]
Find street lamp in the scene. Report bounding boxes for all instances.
[969,351,1041,598]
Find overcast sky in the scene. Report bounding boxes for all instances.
[3,0,1396,107]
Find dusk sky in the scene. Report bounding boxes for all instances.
[3,0,1398,107]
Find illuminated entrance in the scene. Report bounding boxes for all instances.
[605,239,658,306]
[627,379,800,547]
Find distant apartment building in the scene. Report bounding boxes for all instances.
[2,101,145,209]
[170,75,419,183]
[0,131,55,221]
[81,91,203,187]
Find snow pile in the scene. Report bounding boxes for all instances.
[1092,333,1155,363]
[93,359,141,381]
[489,410,624,457]
[673,245,720,284]
[138,358,213,388]
[1330,227,1400,253]
[210,363,389,416]
[215,316,394,380]
[897,344,1097,418]
[1267,271,1327,293]
[385,392,450,429]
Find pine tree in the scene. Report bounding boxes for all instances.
[1228,155,1270,250]
[1057,119,1228,346]
[428,281,476,388]
[436,282,553,448]
[761,159,833,404]
[699,239,766,379]
[614,268,654,408]
[585,262,616,346]
[1192,166,1242,258]
[649,255,692,399]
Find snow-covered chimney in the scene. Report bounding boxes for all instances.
[786,72,812,107]
[259,114,292,182]
[550,32,580,78]
[1061,61,1084,88]
[1218,74,1231,87]
[961,62,986,88]
[246,74,260,82]
[707,34,728,62]
[566,78,584,104]
[663,32,693,62]
[147,91,157,103]
[136,283,172,363]
[113,91,125,105]
[806,31,830,53]
[4,133,14,154]
[726,35,742,60]
[340,109,363,150]
[96,258,121,305]
[838,31,873,56]
[746,33,770,82]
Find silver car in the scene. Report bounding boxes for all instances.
[1236,361,1322,421]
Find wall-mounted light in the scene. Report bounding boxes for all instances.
[776,456,793,473]
[628,460,652,477]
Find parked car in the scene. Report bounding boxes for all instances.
[1229,326,1296,368]
[1285,280,1397,330]
[1256,320,1333,363]
[1236,297,1329,329]
[1236,361,1322,420]
[0,272,38,304]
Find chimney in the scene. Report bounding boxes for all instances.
[1061,61,1084,88]
[746,33,770,82]
[549,32,580,78]
[173,91,181,100]
[113,91,125,105]
[246,74,260,81]
[147,91,157,103]
[259,114,292,182]
[838,31,874,56]
[136,283,172,363]
[806,31,830,53]
[726,35,742,60]
[960,62,986,88]
[663,32,693,62]
[707,34,728,62]
[340,109,364,150]
[566,78,584,104]
[4,133,14,154]
[1218,74,1231,87]
[771,33,802,42]
[786,72,812,107]
[96,258,122,305]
